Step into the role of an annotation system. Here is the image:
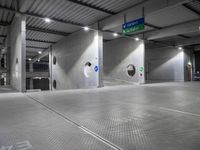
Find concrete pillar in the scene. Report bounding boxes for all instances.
[104,38,145,84]
[139,40,145,84]
[6,27,11,85]
[9,14,26,92]
[98,31,104,87]
[49,47,52,91]
[29,63,33,89]
[145,47,185,82]
[51,30,102,90]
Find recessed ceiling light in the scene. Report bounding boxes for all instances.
[113,33,118,37]
[84,26,89,31]
[44,18,51,23]
[135,37,140,41]
[38,51,42,54]
[28,58,32,61]
[178,47,183,50]
[37,59,40,62]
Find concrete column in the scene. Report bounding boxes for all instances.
[6,26,11,85]
[104,38,145,84]
[51,30,102,90]
[139,40,145,84]
[49,47,52,91]
[9,14,26,92]
[29,63,33,72]
[0,50,2,71]
[98,31,104,87]
[29,63,33,89]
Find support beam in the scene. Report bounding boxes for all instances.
[145,23,162,29]
[26,26,69,36]
[26,46,47,50]
[178,34,190,39]
[145,19,200,40]
[145,23,191,39]
[0,20,70,36]
[176,36,200,46]
[0,35,6,38]
[26,39,56,44]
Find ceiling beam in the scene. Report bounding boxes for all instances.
[178,34,190,39]
[0,20,70,36]
[26,26,69,36]
[145,19,200,40]
[26,46,47,50]
[176,36,200,46]
[144,23,190,39]
[67,0,116,15]
[26,38,56,44]
[144,22,162,29]
[0,35,6,38]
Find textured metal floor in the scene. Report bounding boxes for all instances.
[0,86,16,93]
[1,82,200,149]
[103,78,132,86]
[0,93,113,150]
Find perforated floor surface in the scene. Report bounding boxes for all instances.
[1,82,200,150]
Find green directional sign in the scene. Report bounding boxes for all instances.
[139,66,144,73]
[122,18,144,34]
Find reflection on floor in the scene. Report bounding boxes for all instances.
[0,82,200,150]
[103,77,133,86]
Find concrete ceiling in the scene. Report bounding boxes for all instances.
[0,0,200,58]
[145,5,199,27]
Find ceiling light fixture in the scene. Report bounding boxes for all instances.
[178,47,183,50]
[28,58,32,61]
[84,26,89,31]
[44,18,51,23]
[113,33,118,37]
[38,51,42,54]
[135,37,140,41]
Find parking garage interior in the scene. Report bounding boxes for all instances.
[0,0,200,149]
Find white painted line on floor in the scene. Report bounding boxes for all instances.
[80,126,123,150]
[159,107,200,117]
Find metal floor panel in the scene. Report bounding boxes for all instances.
[0,86,16,93]
[27,82,200,150]
[103,78,132,86]
[0,93,113,150]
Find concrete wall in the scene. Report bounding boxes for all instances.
[145,47,185,82]
[51,30,103,90]
[9,15,26,92]
[104,38,145,83]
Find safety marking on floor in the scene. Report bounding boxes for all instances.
[159,107,200,117]
[80,126,123,150]
[0,141,32,150]
[25,94,123,150]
